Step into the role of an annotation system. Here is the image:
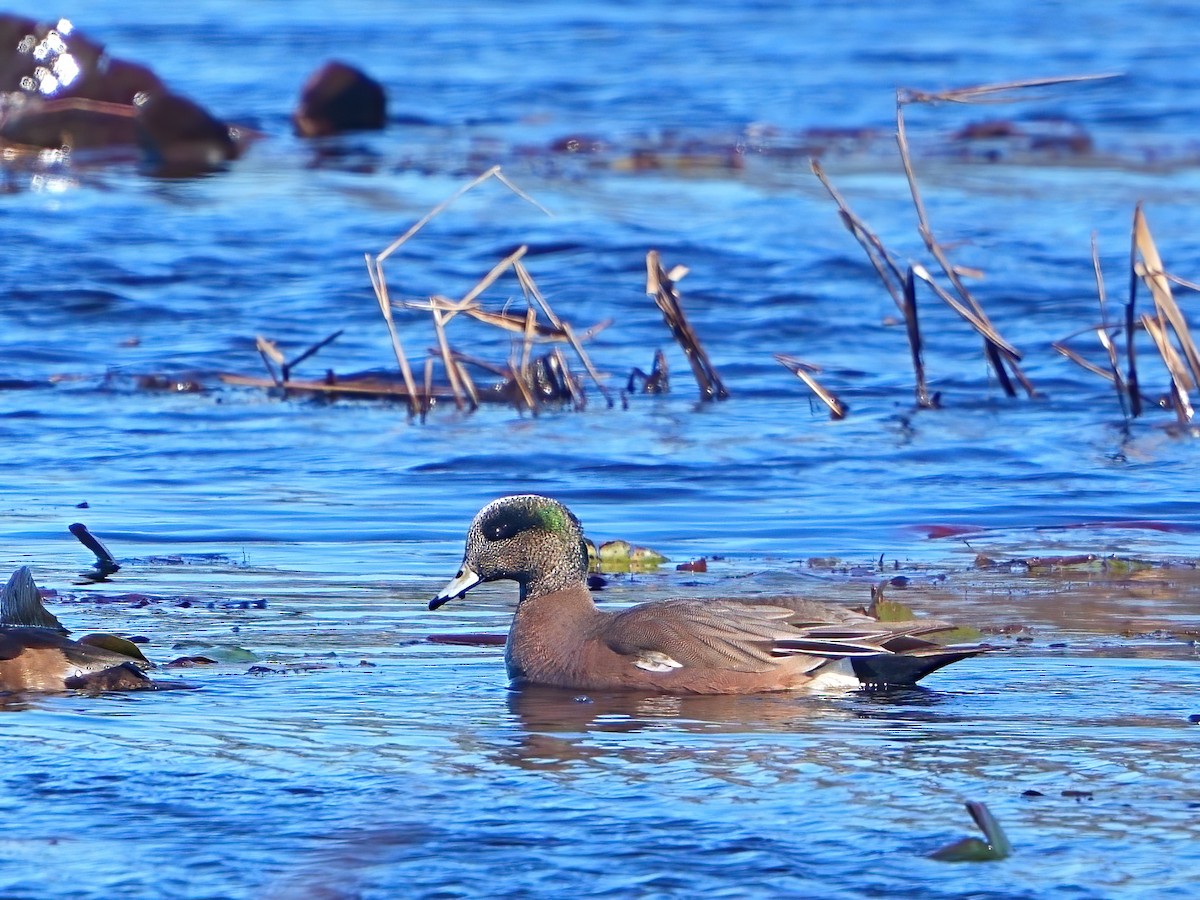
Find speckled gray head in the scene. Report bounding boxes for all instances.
[429,495,589,610]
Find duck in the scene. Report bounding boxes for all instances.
[430,494,987,694]
[0,566,154,693]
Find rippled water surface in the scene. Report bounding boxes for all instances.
[2,1,1199,897]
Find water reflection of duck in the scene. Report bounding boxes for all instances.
[0,566,154,693]
[431,495,988,695]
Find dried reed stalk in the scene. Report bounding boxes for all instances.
[896,73,1117,106]
[895,99,1033,398]
[774,354,847,419]
[1091,233,1130,417]
[1141,313,1194,423]
[1125,211,1143,417]
[513,260,613,407]
[365,254,420,416]
[811,160,935,407]
[810,160,907,310]
[255,336,285,386]
[645,250,729,401]
[1131,205,1200,422]
[365,167,551,417]
[551,347,585,410]
[430,306,469,411]
[903,267,936,408]
[1133,205,1200,384]
[282,330,344,381]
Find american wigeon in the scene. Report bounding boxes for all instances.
[431,495,986,694]
[0,566,153,693]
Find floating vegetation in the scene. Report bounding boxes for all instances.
[929,801,1013,862]
[585,538,669,573]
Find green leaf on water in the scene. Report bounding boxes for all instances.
[78,633,150,663]
[930,801,1012,862]
[586,538,669,572]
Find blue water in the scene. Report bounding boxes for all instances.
[1,1,1199,897]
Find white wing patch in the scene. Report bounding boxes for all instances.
[634,651,684,672]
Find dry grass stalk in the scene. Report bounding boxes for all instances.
[1125,213,1143,416]
[255,336,285,386]
[896,73,1117,107]
[1091,233,1130,417]
[551,347,585,410]
[894,99,1034,398]
[774,354,847,419]
[1141,313,1194,423]
[365,167,551,417]
[908,265,1021,359]
[811,161,933,406]
[455,358,480,408]
[903,267,937,408]
[430,306,469,411]
[645,250,729,401]
[1133,205,1200,385]
[810,160,907,310]
[1131,205,1200,423]
[513,260,613,407]
[365,254,420,416]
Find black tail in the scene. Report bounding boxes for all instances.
[851,646,988,686]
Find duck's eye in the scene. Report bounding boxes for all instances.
[484,520,522,541]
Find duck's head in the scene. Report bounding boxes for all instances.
[430,494,589,609]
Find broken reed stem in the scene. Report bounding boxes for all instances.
[430,307,468,411]
[455,359,480,408]
[811,161,933,407]
[431,244,529,326]
[255,335,284,386]
[367,167,550,419]
[551,347,585,410]
[513,260,613,407]
[810,159,907,310]
[366,252,420,416]
[1141,314,1194,423]
[1134,206,1200,387]
[897,94,1036,398]
[282,329,344,381]
[895,99,1034,398]
[896,72,1118,106]
[903,267,936,408]
[908,266,1021,358]
[1131,204,1200,423]
[1091,233,1130,418]
[645,251,729,401]
[774,354,847,419]
[519,304,537,396]
[1125,212,1143,417]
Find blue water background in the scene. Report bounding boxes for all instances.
[0,1,1198,897]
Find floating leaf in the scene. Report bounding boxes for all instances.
[586,538,669,572]
[78,633,150,663]
[930,801,1012,862]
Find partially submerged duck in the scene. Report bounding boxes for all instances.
[431,495,987,694]
[0,566,155,693]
